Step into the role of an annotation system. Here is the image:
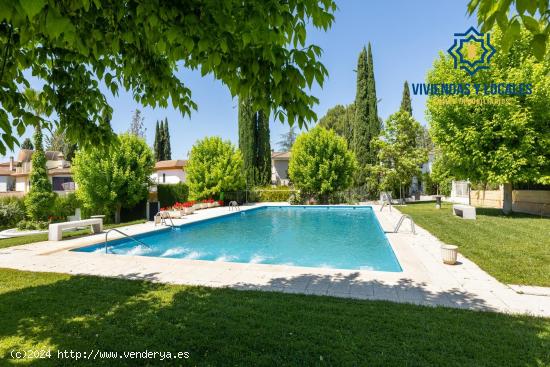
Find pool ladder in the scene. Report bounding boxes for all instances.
[104,228,151,254]
[394,215,416,234]
[155,211,175,227]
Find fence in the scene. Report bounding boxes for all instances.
[470,187,550,216]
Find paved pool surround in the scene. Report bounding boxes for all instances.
[0,203,548,317]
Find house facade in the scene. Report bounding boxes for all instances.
[151,160,187,184]
[271,151,290,186]
[0,149,75,196]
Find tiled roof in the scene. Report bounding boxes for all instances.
[155,160,187,169]
[271,151,290,159]
[17,149,64,162]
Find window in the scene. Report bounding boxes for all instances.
[52,176,74,191]
[163,173,166,183]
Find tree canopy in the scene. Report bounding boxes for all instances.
[186,136,245,200]
[468,0,549,59]
[317,104,354,146]
[72,133,154,223]
[427,28,550,187]
[277,125,298,151]
[289,127,357,203]
[20,137,33,150]
[129,109,146,138]
[0,0,336,154]
[372,111,428,199]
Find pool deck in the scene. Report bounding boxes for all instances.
[0,203,548,317]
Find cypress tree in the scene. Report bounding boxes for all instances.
[255,109,271,186]
[353,47,369,187]
[24,127,55,221]
[238,96,257,186]
[400,81,413,115]
[366,43,380,164]
[159,119,166,160]
[153,120,161,161]
[163,118,172,160]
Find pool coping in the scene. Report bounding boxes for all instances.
[0,202,548,317]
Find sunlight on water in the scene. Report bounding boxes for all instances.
[74,207,402,272]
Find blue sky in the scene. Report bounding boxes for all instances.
[7,0,475,161]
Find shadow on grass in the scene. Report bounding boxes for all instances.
[0,271,548,366]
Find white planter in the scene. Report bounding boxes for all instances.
[441,245,458,265]
[168,210,181,219]
[207,202,214,208]
[212,201,219,207]
[184,207,195,215]
[192,204,201,210]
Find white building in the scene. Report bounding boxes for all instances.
[271,151,290,186]
[151,160,186,184]
[0,149,75,197]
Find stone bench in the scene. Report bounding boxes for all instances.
[48,218,103,241]
[452,204,476,220]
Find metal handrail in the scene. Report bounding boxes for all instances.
[394,215,416,234]
[155,211,175,227]
[104,228,150,254]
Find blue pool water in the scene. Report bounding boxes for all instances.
[74,206,402,272]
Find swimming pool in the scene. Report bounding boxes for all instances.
[74,206,402,272]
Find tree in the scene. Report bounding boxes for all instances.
[24,127,56,221]
[21,138,33,150]
[277,126,298,151]
[0,1,336,155]
[400,81,412,115]
[366,43,380,154]
[467,0,549,60]
[353,44,380,189]
[45,128,78,161]
[186,137,245,200]
[317,104,354,146]
[430,153,455,196]
[129,109,146,138]
[256,110,271,186]
[163,118,172,160]
[72,134,154,223]
[238,97,257,185]
[289,127,357,203]
[238,97,271,186]
[427,28,550,213]
[154,121,162,161]
[372,111,428,202]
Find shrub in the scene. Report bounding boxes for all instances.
[251,186,298,202]
[52,193,80,219]
[186,137,245,200]
[289,127,357,204]
[157,183,189,207]
[0,199,26,229]
[17,220,49,231]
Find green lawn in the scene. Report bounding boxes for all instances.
[0,220,147,250]
[0,269,548,366]
[398,202,550,287]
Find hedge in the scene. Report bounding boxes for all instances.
[157,183,189,207]
[251,186,298,202]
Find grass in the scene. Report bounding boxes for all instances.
[0,268,548,366]
[398,202,550,287]
[0,219,147,250]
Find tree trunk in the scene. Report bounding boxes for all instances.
[115,204,121,224]
[502,183,512,215]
